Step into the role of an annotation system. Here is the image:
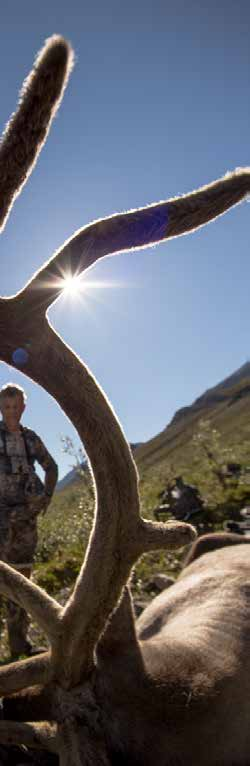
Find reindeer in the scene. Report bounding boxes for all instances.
[183,531,250,567]
[0,34,249,766]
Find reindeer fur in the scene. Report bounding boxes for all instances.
[183,531,250,567]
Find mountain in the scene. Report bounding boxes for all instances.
[57,363,250,490]
[168,361,250,429]
[57,442,143,492]
[56,465,84,492]
[135,362,250,472]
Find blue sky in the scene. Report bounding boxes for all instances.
[0,0,249,479]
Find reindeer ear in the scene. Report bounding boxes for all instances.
[0,35,74,233]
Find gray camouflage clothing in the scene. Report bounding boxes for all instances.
[0,422,58,656]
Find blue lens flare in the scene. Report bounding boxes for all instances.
[12,348,29,366]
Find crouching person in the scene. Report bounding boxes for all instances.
[0,383,58,658]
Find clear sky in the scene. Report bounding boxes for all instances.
[0,0,249,479]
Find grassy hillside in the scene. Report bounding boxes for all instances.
[136,376,250,473]
[34,365,250,598]
[135,371,250,511]
[1,366,249,658]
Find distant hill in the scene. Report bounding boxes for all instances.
[135,362,250,473]
[57,442,143,492]
[34,362,250,632]
[56,465,84,492]
[56,363,250,491]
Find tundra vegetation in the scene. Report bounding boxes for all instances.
[31,417,250,607]
[0,34,249,766]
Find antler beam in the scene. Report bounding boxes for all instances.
[0,312,196,686]
[0,720,58,752]
[0,562,62,641]
[0,652,52,696]
[15,166,250,313]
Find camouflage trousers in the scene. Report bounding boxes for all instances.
[0,504,38,656]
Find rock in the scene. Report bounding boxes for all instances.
[144,574,175,593]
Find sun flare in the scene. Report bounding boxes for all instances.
[62,275,81,296]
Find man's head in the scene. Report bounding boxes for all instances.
[0,383,26,430]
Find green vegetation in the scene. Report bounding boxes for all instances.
[33,413,250,606]
[35,478,94,592]
[34,476,187,601]
[1,371,249,657]
[135,371,250,474]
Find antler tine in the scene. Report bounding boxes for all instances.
[0,721,59,752]
[136,518,197,555]
[0,651,52,696]
[0,720,86,765]
[0,561,62,642]
[0,34,74,232]
[17,166,250,313]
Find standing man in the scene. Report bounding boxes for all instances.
[0,382,58,658]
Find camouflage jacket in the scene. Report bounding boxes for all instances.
[0,422,58,507]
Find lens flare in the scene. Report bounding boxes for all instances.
[12,348,29,366]
[62,275,81,296]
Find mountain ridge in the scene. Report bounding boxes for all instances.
[135,361,250,471]
[170,361,250,427]
[57,362,250,488]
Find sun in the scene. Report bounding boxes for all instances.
[61,274,81,296]
[55,274,128,314]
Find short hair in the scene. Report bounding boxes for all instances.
[0,383,27,404]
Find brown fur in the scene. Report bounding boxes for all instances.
[4,546,250,766]
[183,531,250,567]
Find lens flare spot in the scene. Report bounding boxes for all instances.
[12,348,29,366]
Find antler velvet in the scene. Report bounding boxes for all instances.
[13,166,250,313]
[0,35,74,232]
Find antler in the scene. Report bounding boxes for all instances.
[0,652,52,696]
[0,34,249,759]
[0,721,59,752]
[0,314,195,687]
[12,166,250,313]
[0,559,61,636]
[0,34,74,231]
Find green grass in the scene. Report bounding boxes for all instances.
[6,376,250,650]
[32,414,250,603]
[1,374,250,659]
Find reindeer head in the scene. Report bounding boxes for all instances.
[0,35,249,765]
